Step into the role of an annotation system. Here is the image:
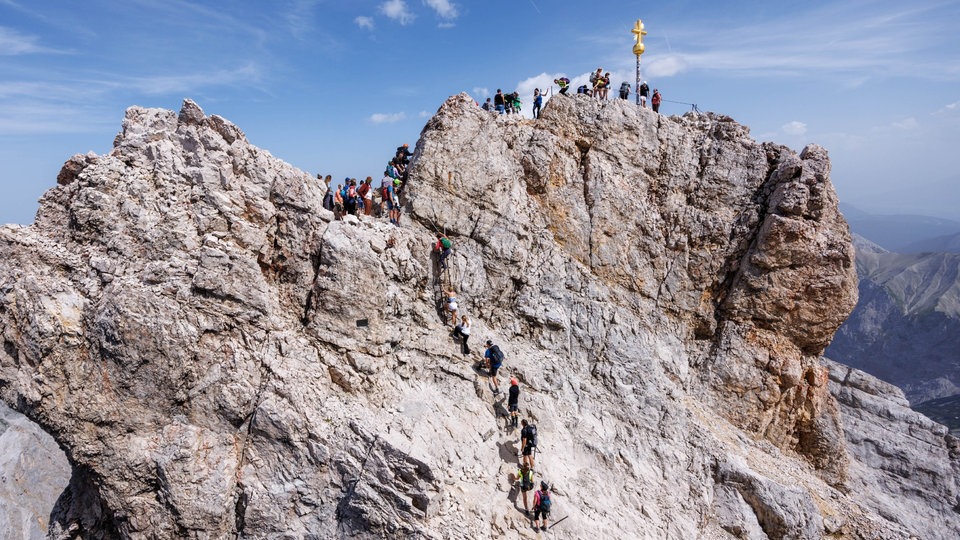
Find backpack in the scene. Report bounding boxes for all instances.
[440,237,452,249]
[538,491,551,513]
[523,424,538,448]
[489,345,504,367]
[520,470,534,491]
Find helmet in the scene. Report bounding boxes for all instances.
[393,179,401,186]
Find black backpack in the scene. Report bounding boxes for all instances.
[523,425,538,448]
[489,345,504,367]
[520,470,534,491]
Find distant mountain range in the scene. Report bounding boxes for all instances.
[840,203,960,252]
[826,233,960,404]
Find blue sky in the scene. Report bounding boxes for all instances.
[1,0,959,224]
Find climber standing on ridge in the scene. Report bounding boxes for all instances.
[619,81,631,100]
[554,77,570,95]
[532,481,552,532]
[639,81,650,108]
[515,462,535,515]
[333,183,344,220]
[520,419,537,469]
[494,89,506,114]
[508,377,520,428]
[360,177,373,215]
[652,88,662,113]
[484,340,505,393]
[532,88,544,119]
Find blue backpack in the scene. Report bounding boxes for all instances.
[538,491,551,513]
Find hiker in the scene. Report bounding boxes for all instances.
[532,88,544,119]
[390,179,402,225]
[508,378,520,427]
[639,81,650,107]
[619,81,630,100]
[380,172,392,215]
[484,340,505,393]
[651,88,662,113]
[322,183,334,212]
[482,97,493,111]
[553,77,570,95]
[452,315,471,354]
[396,143,413,164]
[515,462,535,515]
[446,289,459,326]
[589,67,602,90]
[435,233,452,269]
[506,92,521,114]
[360,177,373,215]
[597,72,611,100]
[532,481,552,531]
[494,89,505,114]
[333,184,344,220]
[520,419,537,469]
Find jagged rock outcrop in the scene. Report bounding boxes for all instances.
[0,95,956,539]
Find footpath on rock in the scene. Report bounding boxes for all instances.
[0,95,957,539]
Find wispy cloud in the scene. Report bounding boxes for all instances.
[115,64,263,95]
[0,26,62,55]
[380,0,415,25]
[355,16,374,30]
[892,117,919,130]
[472,87,489,98]
[369,112,406,123]
[424,0,458,19]
[634,2,960,81]
[782,121,807,136]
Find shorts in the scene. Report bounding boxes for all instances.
[386,198,395,210]
[490,365,500,378]
[522,445,534,457]
[534,508,549,521]
[508,403,518,413]
[447,301,458,312]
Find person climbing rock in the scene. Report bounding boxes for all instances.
[484,340,505,393]
[652,88,662,113]
[520,419,537,469]
[452,315,471,354]
[515,462,535,515]
[435,233,452,269]
[532,481,552,531]
[554,77,570,95]
[508,378,520,428]
[639,81,649,108]
[445,289,459,327]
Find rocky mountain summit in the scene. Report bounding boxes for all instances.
[0,95,957,538]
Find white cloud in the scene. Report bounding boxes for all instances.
[424,0,458,19]
[782,121,808,136]
[472,87,489,98]
[380,0,415,25]
[0,26,57,55]
[938,101,960,114]
[438,22,456,29]
[892,117,919,130]
[354,16,374,30]
[369,112,406,124]
[645,55,687,78]
[418,110,430,118]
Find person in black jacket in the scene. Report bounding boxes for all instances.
[508,378,520,427]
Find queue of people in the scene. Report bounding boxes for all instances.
[317,143,412,226]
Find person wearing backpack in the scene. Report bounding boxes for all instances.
[435,233,452,269]
[484,340,505,393]
[553,77,570,95]
[520,419,537,469]
[639,81,650,108]
[515,463,535,515]
[452,315,471,354]
[532,481,552,531]
[619,81,630,100]
[651,88,662,113]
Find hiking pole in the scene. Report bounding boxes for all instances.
[548,516,569,530]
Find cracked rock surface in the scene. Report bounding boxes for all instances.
[0,95,957,538]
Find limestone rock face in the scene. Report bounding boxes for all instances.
[0,96,955,539]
